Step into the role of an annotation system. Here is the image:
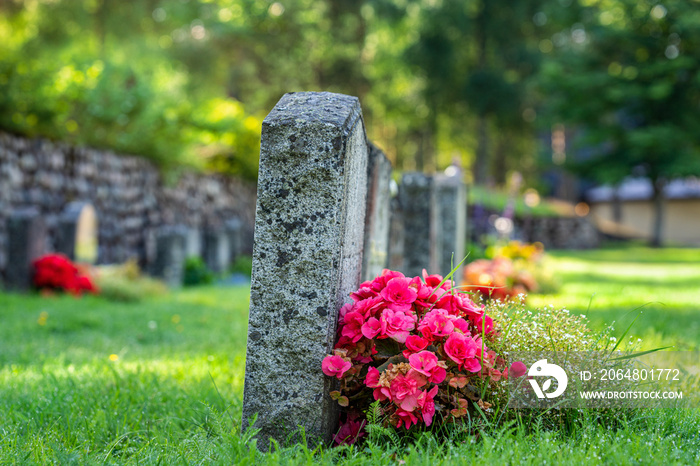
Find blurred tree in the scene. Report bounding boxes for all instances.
[541,0,700,246]
[0,0,263,178]
[402,0,548,184]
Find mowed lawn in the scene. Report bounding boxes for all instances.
[0,247,699,464]
[0,286,251,463]
[529,246,700,351]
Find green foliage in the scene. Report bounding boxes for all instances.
[183,257,214,286]
[539,0,700,242]
[230,254,253,277]
[0,0,262,178]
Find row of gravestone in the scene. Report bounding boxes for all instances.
[150,220,243,287]
[241,92,467,449]
[1,202,244,291]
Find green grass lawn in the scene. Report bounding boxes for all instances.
[1,247,699,464]
[529,246,700,351]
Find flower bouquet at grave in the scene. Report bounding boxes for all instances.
[465,240,560,299]
[322,269,512,445]
[462,256,537,301]
[33,253,98,296]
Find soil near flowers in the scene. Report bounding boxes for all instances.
[1,246,698,464]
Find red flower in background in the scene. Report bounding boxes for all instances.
[33,254,98,296]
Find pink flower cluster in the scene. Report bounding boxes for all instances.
[323,269,508,443]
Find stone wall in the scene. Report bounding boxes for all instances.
[0,132,256,274]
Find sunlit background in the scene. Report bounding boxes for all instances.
[2,0,700,246]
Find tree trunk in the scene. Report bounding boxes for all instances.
[474,115,489,184]
[473,0,490,185]
[650,178,666,248]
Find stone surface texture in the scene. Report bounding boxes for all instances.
[0,132,256,273]
[242,92,368,448]
[5,207,46,291]
[398,172,434,277]
[433,173,466,277]
[361,143,392,281]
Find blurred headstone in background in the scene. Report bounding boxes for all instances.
[225,218,242,264]
[56,201,98,264]
[204,228,230,274]
[387,194,405,271]
[362,143,392,281]
[5,207,46,291]
[151,225,186,288]
[399,172,434,277]
[186,227,202,259]
[433,173,467,278]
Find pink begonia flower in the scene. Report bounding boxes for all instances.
[472,313,495,335]
[452,317,470,334]
[408,351,447,384]
[334,418,366,445]
[418,385,439,426]
[443,332,481,372]
[380,277,418,310]
[395,407,419,429]
[353,296,385,319]
[361,316,384,339]
[509,361,528,378]
[390,371,426,411]
[436,293,482,318]
[418,308,454,341]
[402,334,429,358]
[338,302,353,325]
[351,286,377,302]
[369,269,405,292]
[365,366,381,388]
[322,355,352,379]
[380,309,417,343]
[421,269,444,287]
[406,335,429,352]
[341,311,365,343]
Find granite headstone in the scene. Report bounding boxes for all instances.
[361,143,392,281]
[56,201,98,264]
[433,173,466,277]
[242,92,369,448]
[398,172,435,277]
[151,225,186,288]
[5,207,46,291]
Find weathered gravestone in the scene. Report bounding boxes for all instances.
[225,218,242,263]
[185,227,202,259]
[361,143,392,281]
[387,196,405,271]
[242,92,369,448]
[56,202,99,264]
[5,207,46,291]
[203,228,230,274]
[151,225,186,288]
[433,173,467,277]
[398,172,435,277]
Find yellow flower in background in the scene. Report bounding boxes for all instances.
[37,311,49,326]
